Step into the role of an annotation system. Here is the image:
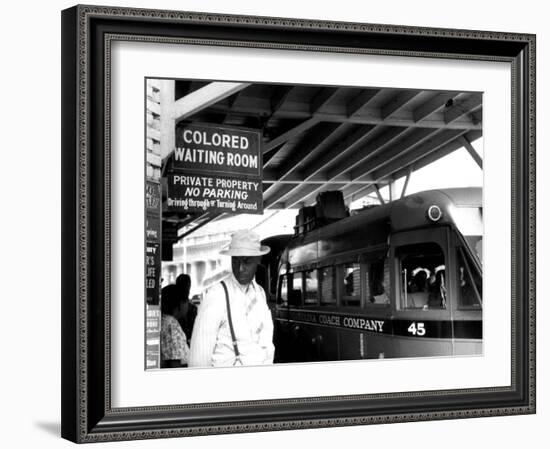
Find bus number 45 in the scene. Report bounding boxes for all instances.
[408,322,426,336]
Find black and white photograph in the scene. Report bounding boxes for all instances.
[145,79,484,370]
[52,1,539,445]
[2,0,547,446]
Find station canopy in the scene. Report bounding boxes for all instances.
[162,80,482,239]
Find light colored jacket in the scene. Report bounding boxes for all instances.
[189,274,274,367]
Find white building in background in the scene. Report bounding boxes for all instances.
[161,230,232,296]
[161,209,297,297]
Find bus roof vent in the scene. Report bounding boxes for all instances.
[315,191,349,225]
[295,206,316,236]
[294,191,349,235]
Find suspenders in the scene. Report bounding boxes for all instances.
[221,281,242,365]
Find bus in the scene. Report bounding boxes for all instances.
[259,188,483,363]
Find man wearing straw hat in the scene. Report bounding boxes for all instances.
[188,230,274,367]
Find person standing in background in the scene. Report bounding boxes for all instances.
[175,273,197,343]
[160,284,190,368]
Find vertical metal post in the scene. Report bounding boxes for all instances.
[459,135,483,169]
[374,184,386,204]
[401,167,413,198]
[389,177,399,202]
[159,80,176,160]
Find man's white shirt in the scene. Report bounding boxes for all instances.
[188,273,275,367]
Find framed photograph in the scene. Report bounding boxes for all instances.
[61,4,535,443]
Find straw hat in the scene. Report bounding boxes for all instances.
[219,229,270,256]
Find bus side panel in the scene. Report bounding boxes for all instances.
[338,330,364,360]
[362,333,398,359]
[273,319,290,363]
[316,326,340,361]
[294,323,341,362]
[389,336,453,358]
[338,332,397,360]
[273,319,309,363]
[453,339,482,356]
[274,320,324,363]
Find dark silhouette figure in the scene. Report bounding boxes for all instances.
[175,274,197,342]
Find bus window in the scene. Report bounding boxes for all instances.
[320,266,336,305]
[367,259,390,305]
[397,242,446,310]
[278,275,288,305]
[457,247,482,308]
[342,263,360,306]
[289,272,303,306]
[304,270,318,305]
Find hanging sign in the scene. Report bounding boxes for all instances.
[145,180,162,305]
[167,173,263,214]
[172,123,262,178]
[168,123,263,214]
[145,180,162,215]
[145,242,161,305]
